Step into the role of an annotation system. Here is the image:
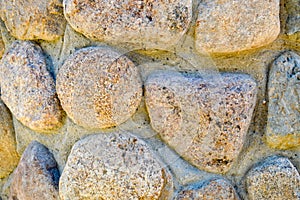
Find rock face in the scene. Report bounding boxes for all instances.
[145,71,257,174]
[285,0,300,35]
[56,46,142,130]
[195,0,280,54]
[0,41,65,133]
[267,51,300,149]
[0,100,19,178]
[0,33,4,59]
[0,0,66,41]
[63,0,192,49]
[244,156,300,200]
[59,132,173,200]
[174,178,240,200]
[10,141,60,200]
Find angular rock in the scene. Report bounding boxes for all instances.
[59,131,173,199]
[145,71,257,174]
[245,156,300,200]
[56,46,142,129]
[285,0,300,35]
[0,100,19,178]
[267,51,300,149]
[0,41,65,133]
[10,141,60,200]
[0,33,4,59]
[63,0,192,49]
[195,0,280,54]
[175,178,240,200]
[0,0,66,41]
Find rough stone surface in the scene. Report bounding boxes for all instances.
[0,0,66,41]
[0,33,4,59]
[245,155,300,200]
[0,100,19,178]
[267,51,300,149]
[195,0,280,54]
[174,178,240,200]
[10,141,60,200]
[59,131,173,200]
[286,0,300,35]
[56,46,142,130]
[0,41,65,133]
[63,0,192,49]
[145,71,257,174]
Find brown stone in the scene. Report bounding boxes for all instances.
[59,131,173,199]
[0,41,65,133]
[0,0,66,41]
[0,33,4,59]
[10,141,60,200]
[56,46,142,130]
[145,71,257,174]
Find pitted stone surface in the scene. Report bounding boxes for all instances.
[267,51,300,149]
[0,33,4,59]
[245,156,300,200]
[63,0,192,49]
[286,0,300,35]
[56,46,142,129]
[10,141,60,200]
[59,131,173,200]
[174,178,240,200]
[0,0,66,41]
[0,41,65,133]
[0,100,19,178]
[195,0,280,54]
[145,71,257,174]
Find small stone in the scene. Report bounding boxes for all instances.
[145,71,257,174]
[175,178,240,200]
[0,100,19,178]
[63,0,192,49]
[195,0,280,54]
[59,131,173,199]
[56,46,142,129]
[0,41,65,133]
[10,141,60,200]
[0,0,66,41]
[0,33,4,59]
[267,51,300,149]
[244,155,300,200]
[285,0,300,35]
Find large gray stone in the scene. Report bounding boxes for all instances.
[145,71,257,174]
[10,141,60,200]
[59,131,173,200]
[195,0,280,54]
[63,0,192,49]
[0,0,66,41]
[56,46,142,130]
[0,100,19,178]
[267,51,300,149]
[174,178,240,200]
[285,0,300,35]
[0,41,65,133]
[244,155,300,200]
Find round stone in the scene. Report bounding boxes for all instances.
[56,46,142,129]
[59,131,173,199]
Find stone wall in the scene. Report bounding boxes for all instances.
[0,0,300,199]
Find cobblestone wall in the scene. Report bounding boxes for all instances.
[0,0,300,199]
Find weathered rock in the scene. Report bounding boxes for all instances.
[56,46,142,129]
[0,33,4,59]
[145,71,257,174]
[0,41,65,133]
[10,141,60,200]
[195,0,280,54]
[175,178,240,200]
[285,0,300,35]
[267,51,300,149]
[0,100,19,178]
[59,131,173,199]
[0,0,66,41]
[63,0,192,49]
[245,155,300,200]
